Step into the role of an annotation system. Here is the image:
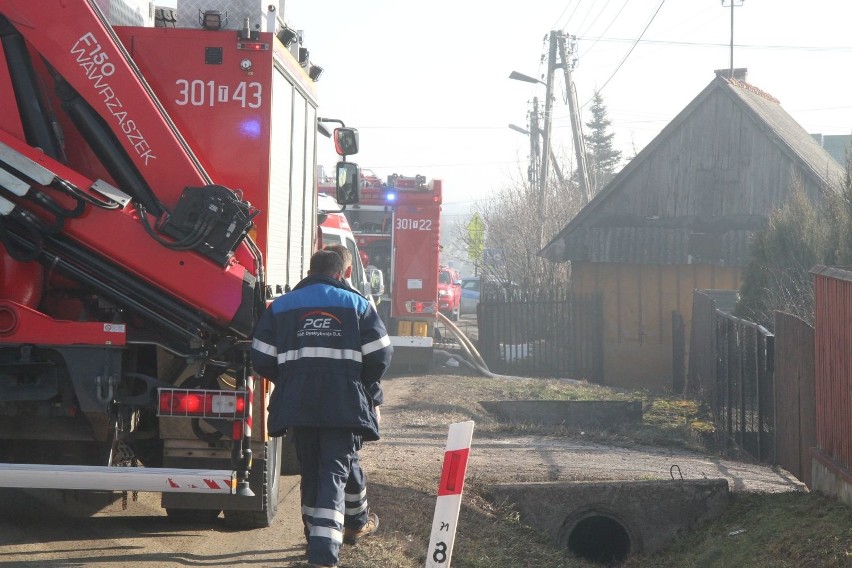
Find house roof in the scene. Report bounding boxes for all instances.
[541,73,846,263]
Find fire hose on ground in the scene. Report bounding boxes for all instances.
[435,312,522,379]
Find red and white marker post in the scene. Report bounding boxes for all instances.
[425,420,475,567]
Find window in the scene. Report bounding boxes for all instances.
[346,209,391,234]
[346,238,367,296]
[322,233,342,248]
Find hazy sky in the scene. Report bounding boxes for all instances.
[280,0,852,219]
[158,1,852,220]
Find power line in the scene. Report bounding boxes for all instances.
[355,125,508,130]
[793,105,852,112]
[553,0,584,31]
[577,0,613,38]
[551,0,579,30]
[363,159,525,169]
[578,36,852,52]
[586,0,667,105]
[579,0,630,57]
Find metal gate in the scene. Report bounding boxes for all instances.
[714,313,775,462]
[477,289,603,380]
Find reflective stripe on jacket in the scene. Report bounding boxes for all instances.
[250,274,392,441]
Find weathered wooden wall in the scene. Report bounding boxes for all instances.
[572,261,740,390]
[600,90,829,221]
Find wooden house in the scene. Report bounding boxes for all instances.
[540,69,845,390]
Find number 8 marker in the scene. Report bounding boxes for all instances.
[425,421,474,567]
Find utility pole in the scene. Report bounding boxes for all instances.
[509,103,565,187]
[529,97,541,187]
[540,31,557,203]
[556,33,591,204]
[722,0,745,78]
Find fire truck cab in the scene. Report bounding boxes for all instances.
[344,174,442,368]
[0,0,359,527]
[318,193,382,306]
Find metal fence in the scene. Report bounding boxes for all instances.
[715,312,775,462]
[477,289,603,380]
[688,291,775,463]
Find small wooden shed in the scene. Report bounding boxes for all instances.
[541,70,845,390]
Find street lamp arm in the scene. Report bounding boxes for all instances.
[509,70,544,85]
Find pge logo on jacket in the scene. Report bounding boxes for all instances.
[298,310,343,338]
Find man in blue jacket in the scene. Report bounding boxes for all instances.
[251,250,392,568]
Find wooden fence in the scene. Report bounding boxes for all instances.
[773,312,816,487]
[477,289,603,380]
[812,266,852,476]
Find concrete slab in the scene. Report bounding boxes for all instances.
[811,449,852,507]
[479,399,642,428]
[487,478,729,563]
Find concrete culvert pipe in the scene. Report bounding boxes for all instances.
[567,514,632,565]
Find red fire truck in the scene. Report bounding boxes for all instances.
[343,174,443,367]
[0,0,359,526]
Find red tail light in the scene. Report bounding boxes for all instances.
[158,389,248,418]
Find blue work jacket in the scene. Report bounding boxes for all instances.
[250,274,392,441]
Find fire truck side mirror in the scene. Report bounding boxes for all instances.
[368,267,384,297]
[333,127,359,156]
[336,161,361,205]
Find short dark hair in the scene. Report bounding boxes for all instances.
[323,244,352,270]
[310,249,344,276]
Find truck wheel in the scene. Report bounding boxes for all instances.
[223,437,282,528]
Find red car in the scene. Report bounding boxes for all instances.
[437,266,462,321]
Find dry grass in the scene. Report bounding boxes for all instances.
[328,373,851,567]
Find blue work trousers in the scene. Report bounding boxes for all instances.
[294,427,369,567]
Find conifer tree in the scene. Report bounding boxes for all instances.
[584,90,621,193]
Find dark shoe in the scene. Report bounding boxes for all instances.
[343,512,379,545]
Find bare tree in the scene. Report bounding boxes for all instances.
[457,169,584,296]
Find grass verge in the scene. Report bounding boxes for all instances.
[333,374,850,567]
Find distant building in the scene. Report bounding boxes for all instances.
[810,133,851,166]
[541,69,844,391]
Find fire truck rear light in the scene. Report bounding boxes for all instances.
[405,301,435,314]
[237,42,269,51]
[158,389,248,418]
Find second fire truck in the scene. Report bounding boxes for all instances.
[344,174,443,367]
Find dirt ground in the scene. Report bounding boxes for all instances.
[0,371,807,568]
[364,373,806,494]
